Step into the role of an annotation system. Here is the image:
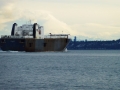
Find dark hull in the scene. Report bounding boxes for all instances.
[0,38,70,52]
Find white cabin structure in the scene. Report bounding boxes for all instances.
[14,23,44,39]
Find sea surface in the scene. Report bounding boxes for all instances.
[0,50,120,90]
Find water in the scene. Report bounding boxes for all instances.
[0,50,120,90]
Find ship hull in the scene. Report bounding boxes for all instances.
[0,38,70,52]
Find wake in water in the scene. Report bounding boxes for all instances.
[0,50,24,53]
[8,51,19,53]
[63,48,68,52]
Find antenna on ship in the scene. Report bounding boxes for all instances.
[29,19,31,24]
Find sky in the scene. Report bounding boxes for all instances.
[0,0,120,40]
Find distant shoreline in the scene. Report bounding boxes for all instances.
[67,39,120,50]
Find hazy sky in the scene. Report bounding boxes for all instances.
[0,0,120,40]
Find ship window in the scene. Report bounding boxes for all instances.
[29,43,32,47]
[1,39,5,43]
[20,39,25,43]
[44,43,46,47]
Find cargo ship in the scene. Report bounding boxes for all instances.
[0,23,71,52]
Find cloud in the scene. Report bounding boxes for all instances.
[0,0,76,36]
[0,1,73,36]
[0,0,17,30]
[0,0,15,6]
[0,3,74,36]
[70,23,120,40]
[0,0,120,40]
[15,10,75,35]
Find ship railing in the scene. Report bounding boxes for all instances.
[1,35,33,39]
[1,34,71,39]
[44,34,70,39]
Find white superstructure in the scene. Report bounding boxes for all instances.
[1,22,70,39]
[14,24,44,39]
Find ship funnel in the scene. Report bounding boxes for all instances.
[33,23,37,38]
[11,23,17,36]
